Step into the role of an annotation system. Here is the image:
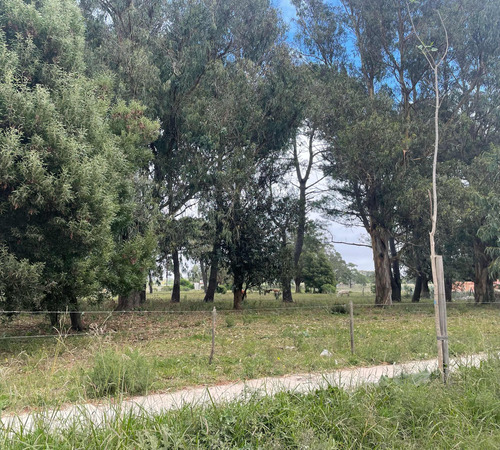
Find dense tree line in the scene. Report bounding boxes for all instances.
[0,0,499,327]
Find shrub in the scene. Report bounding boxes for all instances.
[330,304,348,315]
[321,283,336,294]
[216,285,227,294]
[85,349,154,397]
[179,278,194,289]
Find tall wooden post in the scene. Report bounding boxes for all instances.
[432,256,449,382]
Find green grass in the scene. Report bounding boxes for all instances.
[0,291,499,414]
[3,357,500,448]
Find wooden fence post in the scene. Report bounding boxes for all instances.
[209,307,216,365]
[349,301,355,355]
[435,256,449,382]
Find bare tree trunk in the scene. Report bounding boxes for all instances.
[233,282,244,310]
[69,295,84,331]
[294,180,307,294]
[422,275,431,299]
[282,277,293,303]
[294,276,302,293]
[49,312,59,327]
[389,237,401,302]
[148,270,153,294]
[171,248,181,303]
[445,277,452,302]
[474,238,494,304]
[412,274,422,302]
[200,260,208,293]
[204,253,218,302]
[370,228,392,305]
[116,290,146,311]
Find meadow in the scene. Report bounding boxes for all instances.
[1,289,499,415]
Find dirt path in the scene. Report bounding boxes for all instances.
[0,353,489,433]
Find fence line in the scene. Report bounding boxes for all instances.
[0,300,488,316]
[0,333,89,341]
[0,305,338,315]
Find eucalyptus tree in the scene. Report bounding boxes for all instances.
[80,0,287,303]
[185,44,302,308]
[438,0,500,303]
[0,0,158,326]
[293,0,433,305]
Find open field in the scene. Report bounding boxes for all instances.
[1,291,499,414]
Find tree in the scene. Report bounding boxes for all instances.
[0,0,157,326]
[80,0,286,303]
[268,195,299,302]
[301,251,336,293]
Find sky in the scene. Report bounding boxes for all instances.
[273,0,375,271]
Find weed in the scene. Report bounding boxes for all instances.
[4,358,500,448]
[330,304,348,315]
[84,349,154,397]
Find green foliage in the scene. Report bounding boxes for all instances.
[321,283,336,294]
[179,278,194,290]
[216,285,227,294]
[2,0,86,85]
[0,0,159,313]
[330,304,348,315]
[0,246,44,310]
[301,251,336,293]
[85,349,154,398]
[7,358,500,448]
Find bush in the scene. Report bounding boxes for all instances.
[85,349,154,397]
[321,283,336,294]
[179,278,194,289]
[216,285,227,294]
[330,304,348,315]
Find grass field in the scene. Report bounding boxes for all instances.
[1,290,499,414]
[3,356,500,448]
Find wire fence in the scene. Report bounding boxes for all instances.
[0,298,496,342]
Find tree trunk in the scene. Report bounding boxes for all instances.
[116,290,146,311]
[282,277,293,303]
[293,180,307,295]
[233,281,244,310]
[422,275,431,299]
[49,311,59,327]
[474,238,494,304]
[69,295,84,331]
[204,253,219,302]
[200,260,208,293]
[294,276,302,293]
[171,248,181,303]
[445,277,452,302]
[148,270,153,294]
[370,227,392,305]
[412,274,422,303]
[389,237,401,302]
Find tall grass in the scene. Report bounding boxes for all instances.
[3,357,500,449]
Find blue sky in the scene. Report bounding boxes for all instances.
[274,0,298,22]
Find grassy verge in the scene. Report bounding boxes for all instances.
[1,291,499,414]
[3,357,500,448]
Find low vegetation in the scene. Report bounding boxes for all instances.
[3,356,500,448]
[1,291,499,414]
